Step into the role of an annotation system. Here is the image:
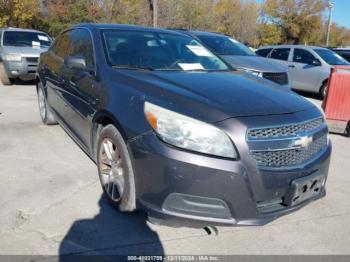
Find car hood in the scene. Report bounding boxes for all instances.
[2,46,48,57]
[221,55,288,73]
[116,70,315,122]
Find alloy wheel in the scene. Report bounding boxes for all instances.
[99,138,125,201]
[38,88,46,120]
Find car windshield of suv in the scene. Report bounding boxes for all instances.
[3,31,51,48]
[314,49,350,66]
[196,35,255,56]
[102,30,229,71]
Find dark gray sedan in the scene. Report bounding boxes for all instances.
[36,24,331,227]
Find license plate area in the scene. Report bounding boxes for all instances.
[284,172,326,207]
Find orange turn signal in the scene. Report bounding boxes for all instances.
[145,111,158,129]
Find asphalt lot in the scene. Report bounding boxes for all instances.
[0,82,350,258]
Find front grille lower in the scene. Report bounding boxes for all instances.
[263,72,288,85]
[248,118,323,140]
[26,57,39,63]
[251,135,327,168]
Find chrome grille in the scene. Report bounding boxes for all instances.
[248,118,323,140]
[26,57,39,63]
[251,135,327,168]
[263,72,288,85]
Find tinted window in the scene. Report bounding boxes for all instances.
[315,49,350,65]
[340,53,350,62]
[270,48,290,61]
[70,29,95,67]
[293,48,316,64]
[102,30,228,71]
[3,31,51,48]
[256,48,272,57]
[55,31,73,59]
[196,35,255,56]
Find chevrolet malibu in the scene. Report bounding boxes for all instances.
[36,24,331,227]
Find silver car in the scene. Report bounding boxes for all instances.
[0,27,52,85]
[257,45,350,98]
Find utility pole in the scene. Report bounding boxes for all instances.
[153,0,158,28]
[326,1,334,47]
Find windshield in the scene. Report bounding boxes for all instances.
[196,35,255,56]
[3,31,51,48]
[314,49,350,66]
[102,30,229,71]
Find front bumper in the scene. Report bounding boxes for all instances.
[3,58,38,80]
[128,109,331,227]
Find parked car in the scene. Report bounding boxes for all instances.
[0,27,52,85]
[332,48,350,62]
[174,30,290,88]
[37,24,331,227]
[256,45,350,98]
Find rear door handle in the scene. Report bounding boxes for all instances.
[288,65,295,68]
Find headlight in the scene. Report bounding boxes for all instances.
[4,54,22,62]
[240,68,263,77]
[144,102,237,159]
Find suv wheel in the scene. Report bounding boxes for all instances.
[320,82,328,99]
[37,83,57,125]
[0,63,12,85]
[97,124,136,212]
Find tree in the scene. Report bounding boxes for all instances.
[0,0,38,28]
[262,0,327,44]
[211,0,241,37]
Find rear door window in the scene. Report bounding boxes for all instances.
[256,48,272,57]
[293,48,316,64]
[270,48,291,61]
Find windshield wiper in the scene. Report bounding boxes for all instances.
[112,66,155,71]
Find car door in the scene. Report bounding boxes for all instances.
[289,48,323,92]
[60,28,99,150]
[268,47,291,68]
[44,31,73,122]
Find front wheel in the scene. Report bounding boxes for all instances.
[97,124,136,212]
[37,83,57,125]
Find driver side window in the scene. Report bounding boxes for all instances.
[293,48,316,64]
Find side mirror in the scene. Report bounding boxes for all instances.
[311,59,321,66]
[64,56,86,70]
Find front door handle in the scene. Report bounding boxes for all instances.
[288,65,295,68]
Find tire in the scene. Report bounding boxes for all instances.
[0,63,12,85]
[320,82,328,99]
[97,124,136,212]
[346,122,350,137]
[37,82,57,125]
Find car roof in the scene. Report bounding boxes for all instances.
[73,23,188,37]
[188,30,231,38]
[1,27,47,34]
[258,45,328,50]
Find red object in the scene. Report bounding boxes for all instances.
[322,66,350,134]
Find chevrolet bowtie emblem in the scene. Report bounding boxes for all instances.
[292,136,313,149]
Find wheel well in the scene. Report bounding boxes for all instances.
[91,114,127,160]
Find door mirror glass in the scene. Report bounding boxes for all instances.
[64,56,86,70]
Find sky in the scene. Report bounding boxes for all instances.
[253,0,350,29]
[330,0,350,29]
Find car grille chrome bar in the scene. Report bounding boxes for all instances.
[247,117,328,169]
[247,117,324,140]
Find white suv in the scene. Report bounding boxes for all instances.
[257,45,350,98]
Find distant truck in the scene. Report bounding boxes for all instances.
[0,27,52,85]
